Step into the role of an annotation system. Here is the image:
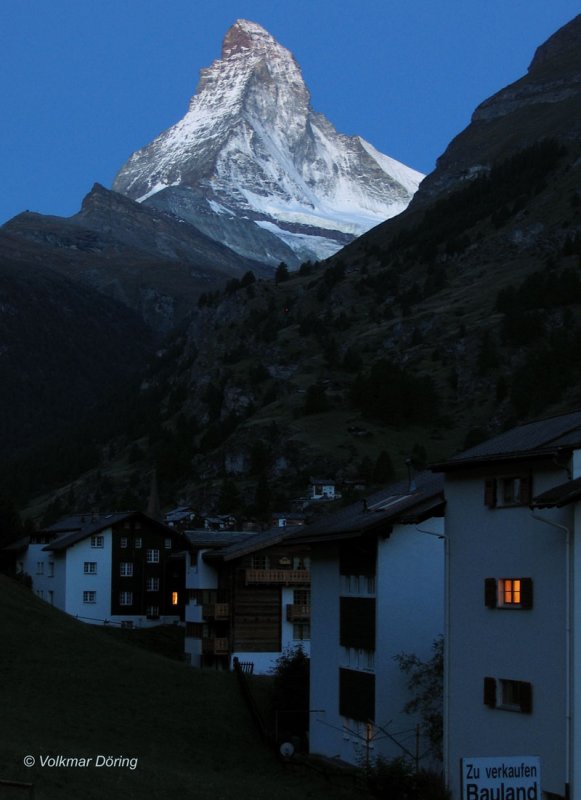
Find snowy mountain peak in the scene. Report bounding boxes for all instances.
[113,21,424,265]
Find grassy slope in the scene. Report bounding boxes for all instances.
[0,577,360,800]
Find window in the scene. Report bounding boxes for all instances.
[251,554,269,569]
[339,668,375,722]
[484,677,533,713]
[120,562,134,577]
[83,591,96,604]
[36,562,44,575]
[135,537,142,549]
[119,591,133,606]
[294,589,310,606]
[91,535,104,548]
[120,537,128,549]
[293,622,311,640]
[48,562,54,577]
[293,556,310,570]
[164,538,172,549]
[342,574,376,595]
[48,590,54,605]
[171,591,179,606]
[84,562,97,575]
[146,605,160,619]
[36,589,44,599]
[484,578,533,609]
[146,577,160,592]
[484,476,532,508]
[146,549,160,563]
[343,647,374,671]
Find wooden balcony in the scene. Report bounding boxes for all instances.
[202,602,230,620]
[202,637,229,655]
[286,603,311,622]
[245,569,310,586]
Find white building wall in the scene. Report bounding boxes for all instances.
[445,468,569,799]
[309,523,444,766]
[21,544,57,605]
[184,549,218,667]
[374,520,444,765]
[64,530,113,622]
[309,544,343,759]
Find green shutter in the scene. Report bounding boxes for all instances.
[519,681,533,713]
[484,677,497,708]
[484,479,497,508]
[340,597,376,649]
[339,668,375,722]
[484,578,498,608]
[521,578,533,609]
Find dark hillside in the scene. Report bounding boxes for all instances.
[0,576,361,800]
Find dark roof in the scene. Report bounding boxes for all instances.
[2,536,30,552]
[184,530,256,549]
[432,410,581,471]
[287,472,445,544]
[204,526,305,563]
[43,510,180,552]
[532,476,581,508]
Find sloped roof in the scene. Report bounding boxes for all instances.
[432,410,581,471]
[204,526,305,563]
[43,510,180,552]
[184,530,256,549]
[532,476,581,508]
[286,471,445,544]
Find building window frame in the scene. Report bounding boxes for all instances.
[83,590,96,604]
[484,676,533,713]
[120,562,134,577]
[146,549,160,564]
[84,562,97,575]
[484,577,533,609]
[91,535,104,548]
[119,591,133,607]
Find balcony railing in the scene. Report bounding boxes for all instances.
[245,569,310,586]
[202,602,230,620]
[286,603,311,622]
[202,637,230,655]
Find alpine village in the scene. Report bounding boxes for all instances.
[2,13,581,800]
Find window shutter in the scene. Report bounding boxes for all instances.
[484,578,498,608]
[484,479,497,508]
[520,476,532,505]
[484,677,497,708]
[521,578,533,609]
[519,682,533,714]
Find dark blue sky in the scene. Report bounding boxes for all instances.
[0,1,578,223]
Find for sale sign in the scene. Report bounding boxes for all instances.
[461,756,541,800]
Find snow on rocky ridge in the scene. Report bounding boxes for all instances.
[113,19,424,265]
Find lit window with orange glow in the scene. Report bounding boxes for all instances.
[502,579,521,605]
[172,591,179,606]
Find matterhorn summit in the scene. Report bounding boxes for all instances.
[113,19,424,265]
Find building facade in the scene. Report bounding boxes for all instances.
[433,410,581,800]
[184,529,311,673]
[291,473,445,766]
[17,512,186,627]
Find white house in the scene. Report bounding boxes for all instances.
[290,472,445,767]
[433,409,581,800]
[17,511,186,627]
[184,527,312,673]
[309,478,337,501]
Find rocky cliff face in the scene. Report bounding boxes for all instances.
[415,14,581,204]
[113,19,423,264]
